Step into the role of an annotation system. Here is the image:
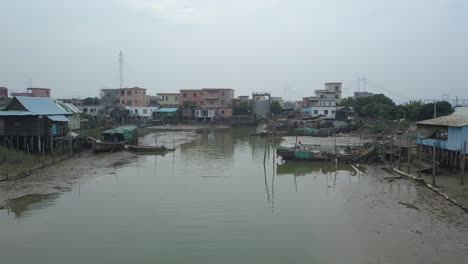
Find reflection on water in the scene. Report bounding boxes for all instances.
[0,127,456,264]
[5,193,61,219]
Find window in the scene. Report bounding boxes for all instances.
[120,91,124,95]
[194,93,197,97]
[328,101,331,106]
[127,91,132,96]
[335,95,339,99]
[314,110,318,114]
[121,101,124,104]
[83,108,88,113]
[221,92,225,96]
[127,100,132,105]
[221,110,225,115]
[320,95,325,99]
[135,109,139,113]
[221,100,225,105]
[143,109,148,114]
[183,93,187,97]
[335,86,339,91]
[176,96,179,101]
[324,110,328,114]
[332,110,335,114]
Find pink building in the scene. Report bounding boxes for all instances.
[11,88,51,97]
[0,87,8,105]
[119,87,150,107]
[180,88,234,120]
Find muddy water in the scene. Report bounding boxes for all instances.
[0,128,468,264]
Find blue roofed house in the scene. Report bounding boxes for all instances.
[0,96,74,152]
[416,108,468,154]
[153,106,180,123]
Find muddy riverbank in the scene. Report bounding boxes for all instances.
[0,131,199,209]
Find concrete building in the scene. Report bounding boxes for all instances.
[101,88,120,107]
[0,87,8,106]
[252,92,271,119]
[157,93,180,106]
[302,82,342,119]
[237,96,250,103]
[11,88,51,98]
[180,88,235,120]
[78,105,106,116]
[58,98,84,106]
[126,106,159,118]
[119,87,150,107]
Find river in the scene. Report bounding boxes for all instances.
[0,128,467,263]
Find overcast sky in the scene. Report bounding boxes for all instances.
[1,0,467,102]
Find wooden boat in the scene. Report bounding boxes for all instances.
[93,141,125,153]
[126,145,174,153]
[276,145,354,163]
[93,126,137,153]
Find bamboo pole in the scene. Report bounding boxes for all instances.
[432,142,436,186]
[418,143,422,178]
[461,141,466,185]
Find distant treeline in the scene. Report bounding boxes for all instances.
[340,94,453,121]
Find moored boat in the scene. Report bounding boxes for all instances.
[93,126,137,153]
[276,144,354,163]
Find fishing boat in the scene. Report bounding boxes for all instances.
[276,144,354,163]
[93,126,137,153]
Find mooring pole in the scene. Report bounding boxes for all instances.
[432,142,436,186]
[418,143,422,178]
[461,141,466,185]
[407,140,411,174]
[398,136,403,170]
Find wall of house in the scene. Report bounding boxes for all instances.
[418,126,468,153]
[157,94,180,105]
[126,107,158,118]
[67,114,81,130]
[180,90,203,108]
[119,88,150,106]
[301,106,336,119]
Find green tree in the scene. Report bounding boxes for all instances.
[271,101,282,115]
[232,100,251,115]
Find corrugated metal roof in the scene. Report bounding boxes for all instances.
[58,102,82,114]
[155,108,178,113]
[416,108,468,127]
[0,111,34,116]
[48,115,69,122]
[15,96,70,115]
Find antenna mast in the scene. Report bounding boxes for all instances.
[119,51,124,88]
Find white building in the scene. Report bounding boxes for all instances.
[126,106,159,118]
[301,82,342,119]
[78,106,106,117]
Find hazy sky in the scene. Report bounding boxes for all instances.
[1,0,467,102]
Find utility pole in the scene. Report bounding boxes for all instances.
[119,51,124,89]
[434,101,437,118]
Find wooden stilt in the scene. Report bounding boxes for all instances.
[432,142,436,186]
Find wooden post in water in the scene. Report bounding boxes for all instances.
[27,144,31,174]
[382,139,386,164]
[42,143,45,168]
[407,139,411,174]
[432,142,436,186]
[263,136,268,164]
[398,136,402,170]
[418,143,422,178]
[461,141,466,185]
[390,136,394,169]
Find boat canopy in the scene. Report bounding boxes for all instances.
[102,126,137,142]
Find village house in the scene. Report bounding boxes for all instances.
[180,88,234,121]
[153,107,181,123]
[0,96,73,152]
[78,105,106,117]
[11,88,51,98]
[301,82,342,119]
[126,106,159,118]
[119,87,150,107]
[157,93,180,106]
[57,102,82,130]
